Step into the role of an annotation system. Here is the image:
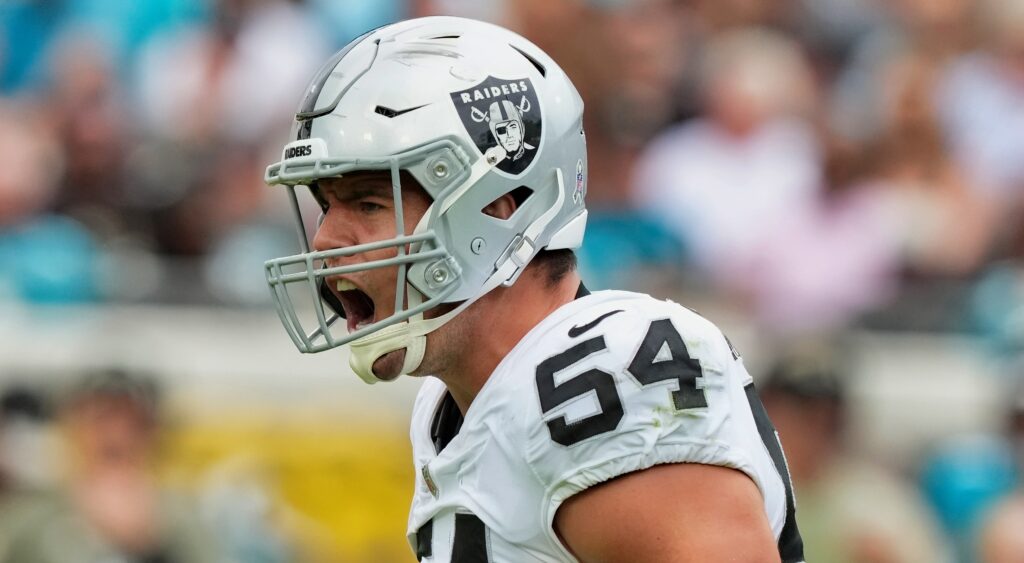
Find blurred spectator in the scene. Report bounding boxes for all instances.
[134,0,330,146]
[508,0,688,207]
[0,370,225,563]
[44,32,130,227]
[145,146,270,257]
[744,45,992,333]
[0,99,100,304]
[830,0,976,144]
[936,0,1024,208]
[761,339,950,563]
[890,0,976,59]
[792,0,886,66]
[0,101,61,229]
[660,36,993,333]
[845,46,997,331]
[977,493,1024,563]
[857,49,992,278]
[633,27,820,291]
[921,435,1018,563]
[732,175,904,334]
[116,0,333,290]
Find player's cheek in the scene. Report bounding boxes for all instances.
[373,266,400,314]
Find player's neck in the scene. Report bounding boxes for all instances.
[444,268,581,415]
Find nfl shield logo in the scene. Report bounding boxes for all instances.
[450,76,542,176]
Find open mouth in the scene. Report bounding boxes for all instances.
[334,279,376,333]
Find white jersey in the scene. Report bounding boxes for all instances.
[407,290,804,562]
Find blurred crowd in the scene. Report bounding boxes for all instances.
[0,371,304,563]
[3,0,1024,332]
[3,0,1024,561]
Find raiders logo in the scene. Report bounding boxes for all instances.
[450,76,542,175]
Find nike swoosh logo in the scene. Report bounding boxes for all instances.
[375,104,429,118]
[568,310,624,338]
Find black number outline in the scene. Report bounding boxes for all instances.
[626,318,708,411]
[535,336,624,447]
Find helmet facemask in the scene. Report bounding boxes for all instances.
[265,138,519,383]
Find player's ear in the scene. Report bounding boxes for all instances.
[482,193,517,220]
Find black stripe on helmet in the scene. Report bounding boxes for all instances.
[295,24,389,140]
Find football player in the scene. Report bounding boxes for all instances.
[262,16,804,562]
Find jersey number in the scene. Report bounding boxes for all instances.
[536,319,708,447]
[415,513,490,562]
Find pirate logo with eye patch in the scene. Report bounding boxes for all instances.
[450,76,542,175]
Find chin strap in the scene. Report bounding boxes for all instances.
[347,258,519,383]
[347,168,567,383]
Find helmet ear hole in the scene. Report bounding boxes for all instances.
[480,186,533,221]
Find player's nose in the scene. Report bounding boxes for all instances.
[312,209,356,254]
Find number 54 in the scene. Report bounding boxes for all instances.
[536,319,708,447]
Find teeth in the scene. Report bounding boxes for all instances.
[336,279,357,292]
[355,319,372,329]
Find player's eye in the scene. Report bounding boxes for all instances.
[358,200,386,213]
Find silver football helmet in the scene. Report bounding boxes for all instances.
[264,16,588,383]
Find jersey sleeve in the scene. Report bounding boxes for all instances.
[520,301,779,541]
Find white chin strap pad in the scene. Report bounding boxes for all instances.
[347,321,427,384]
[348,286,430,384]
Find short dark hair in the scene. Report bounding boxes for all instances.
[533,249,576,286]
